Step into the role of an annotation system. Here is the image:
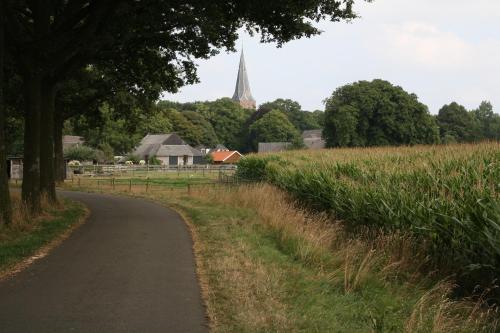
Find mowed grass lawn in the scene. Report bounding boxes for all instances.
[69,172,224,190]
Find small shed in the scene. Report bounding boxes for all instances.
[258,142,291,153]
[6,156,23,180]
[211,151,242,164]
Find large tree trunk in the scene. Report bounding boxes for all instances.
[54,109,65,183]
[40,81,57,202]
[0,4,12,225]
[21,71,42,213]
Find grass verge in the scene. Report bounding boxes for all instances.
[0,191,88,280]
[63,181,499,332]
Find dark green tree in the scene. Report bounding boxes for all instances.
[3,0,363,212]
[0,4,12,225]
[472,101,500,141]
[182,111,219,147]
[260,99,322,131]
[196,98,253,150]
[249,110,302,151]
[324,80,440,147]
[437,102,480,143]
[163,109,202,146]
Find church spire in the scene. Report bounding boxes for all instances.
[232,49,256,109]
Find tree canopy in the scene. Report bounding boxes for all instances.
[323,80,440,147]
[248,110,303,151]
[1,0,364,217]
[436,102,479,143]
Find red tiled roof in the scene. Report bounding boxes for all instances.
[211,151,242,162]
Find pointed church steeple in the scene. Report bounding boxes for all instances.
[232,49,256,109]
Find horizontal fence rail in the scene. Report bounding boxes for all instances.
[67,173,249,194]
[69,164,237,177]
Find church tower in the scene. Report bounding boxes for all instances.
[232,50,256,109]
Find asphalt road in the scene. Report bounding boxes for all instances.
[0,191,208,333]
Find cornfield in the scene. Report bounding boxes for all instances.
[237,142,500,288]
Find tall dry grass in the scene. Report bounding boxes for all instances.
[237,142,500,291]
[191,183,499,332]
[3,192,62,234]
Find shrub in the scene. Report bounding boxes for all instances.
[64,146,96,161]
[126,154,140,164]
[148,156,162,165]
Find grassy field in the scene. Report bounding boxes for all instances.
[0,192,88,278]
[237,143,500,291]
[64,177,499,332]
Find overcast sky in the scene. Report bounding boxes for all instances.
[163,0,500,114]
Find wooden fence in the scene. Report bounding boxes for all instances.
[69,164,237,177]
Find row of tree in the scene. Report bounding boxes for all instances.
[62,97,323,158]
[323,80,499,147]
[0,0,361,225]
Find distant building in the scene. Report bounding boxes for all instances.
[212,144,229,152]
[63,135,85,150]
[258,142,291,153]
[302,130,325,150]
[6,156,23,180]
[131,134,203,166]
[196,144,229,156]
[232,50,256,109]
[211,151,242,164]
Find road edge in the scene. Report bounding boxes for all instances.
[0,201,90,282]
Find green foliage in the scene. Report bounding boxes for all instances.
[248,110,303,151]
[64,146,96,162]
[182,111,219,147]
[0,200,86,271]
[126,155,141,164]
[471,101,500,141]
[162,108,201,146]
[324,80,440,147]
[195,98,253,150]
[148,156,162,165]
[96,143,114,164]
[137,109,173,135]
[437,102,480,143]
[204,154,214,164]
[236,156,283,181]
[71,103,143,155]
[237,144,500,289]
[260,99,322,131]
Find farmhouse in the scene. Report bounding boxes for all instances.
[132,134,203,166]
[211,151,242,164]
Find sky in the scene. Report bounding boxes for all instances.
[162,0,500,114]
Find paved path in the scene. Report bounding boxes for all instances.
[0,191,208,333]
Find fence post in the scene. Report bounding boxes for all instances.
[187,183,191,195]
[146,177,149,192]
[129,179,132,192]
[112,178,115,190]
[78,177,81,187]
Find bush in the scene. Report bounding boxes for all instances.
[126,154,140,164]
[64,146,96,161]
[148,156,162,165]
[236,155,287,182]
